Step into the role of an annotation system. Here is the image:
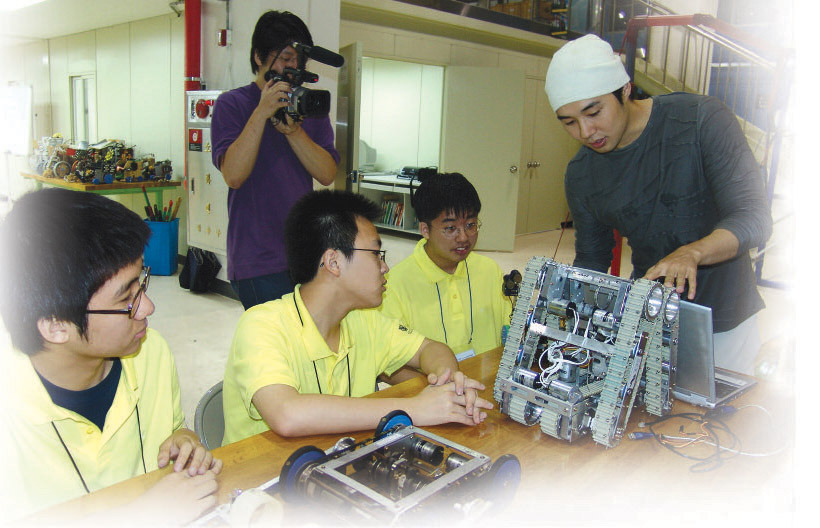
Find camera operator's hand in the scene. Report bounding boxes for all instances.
[258,78,292,122]
[262,78,302,135]
[272,111,302,135]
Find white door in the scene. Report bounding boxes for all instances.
[516,77,538,234]
[440,66,525,252]
[517,77,577,234]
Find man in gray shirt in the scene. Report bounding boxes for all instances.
[544,34,772,374]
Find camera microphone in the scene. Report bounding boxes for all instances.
[291,42,345,68]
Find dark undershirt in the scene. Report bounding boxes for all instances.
[37,358,122,431]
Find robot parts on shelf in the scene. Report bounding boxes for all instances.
[494,257,680,448]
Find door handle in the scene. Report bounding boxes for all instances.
[527,161,541,168]
[509,165,518,174]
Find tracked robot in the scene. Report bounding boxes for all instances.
[494,257,680,447]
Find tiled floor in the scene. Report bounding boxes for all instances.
[145,226,792,428]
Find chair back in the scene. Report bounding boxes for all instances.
[194,381,224,450]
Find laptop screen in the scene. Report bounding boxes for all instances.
[674,301,715,400]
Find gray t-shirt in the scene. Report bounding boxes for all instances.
[565,93,772,332]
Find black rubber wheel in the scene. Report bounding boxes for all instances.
[53,161,71,179]
[375,410,413,437]
[279,445,325,501]
[484,454,521,506]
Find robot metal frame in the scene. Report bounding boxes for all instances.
[276,411,521,525]
[494,257,680,448]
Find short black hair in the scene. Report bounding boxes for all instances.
[285,190,381,285]
[411,172,482,225]
[0,188,151,355]
[612,83,635,104]
[250,10,313,74]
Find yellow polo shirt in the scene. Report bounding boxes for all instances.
[380,239,512,358]
[0,328,185,520]
[222,285,425,445]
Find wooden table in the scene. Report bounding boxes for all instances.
[31,348,795,525]
[22,172,182,207]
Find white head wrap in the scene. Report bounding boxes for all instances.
[545,34,630,112]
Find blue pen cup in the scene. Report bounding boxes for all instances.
[144,219,179,275]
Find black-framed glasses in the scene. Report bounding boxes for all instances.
[86,266,151,319]
[440,220,481,239]
[344,248,387,262]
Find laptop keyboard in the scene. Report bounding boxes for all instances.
[714,378,737,399]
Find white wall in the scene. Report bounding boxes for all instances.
[0,13,186,205]
[661,0,719,16]
[31,13,188,250]
[0,38,50,200]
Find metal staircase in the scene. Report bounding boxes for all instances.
[617,8,793,290]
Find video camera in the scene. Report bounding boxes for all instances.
[264,41,344,122]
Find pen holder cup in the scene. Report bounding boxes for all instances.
[144,218,179,275]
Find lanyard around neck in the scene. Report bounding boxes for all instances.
[294,295,352,397]
[435,260,473,345]
[51,405,146,494]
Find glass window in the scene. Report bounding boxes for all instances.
[70,74,96,144]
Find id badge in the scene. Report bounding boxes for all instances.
[455,348,476,362]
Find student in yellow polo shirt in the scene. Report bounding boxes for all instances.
[380,172,512,383]
[0,189,222,523]
[222,190,493,443]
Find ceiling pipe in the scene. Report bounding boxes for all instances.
[184,0,202,91]
[169,1,184,17]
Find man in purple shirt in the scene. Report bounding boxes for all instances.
[211,10,340,309]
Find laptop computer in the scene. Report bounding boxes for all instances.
[672,301,757,408]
